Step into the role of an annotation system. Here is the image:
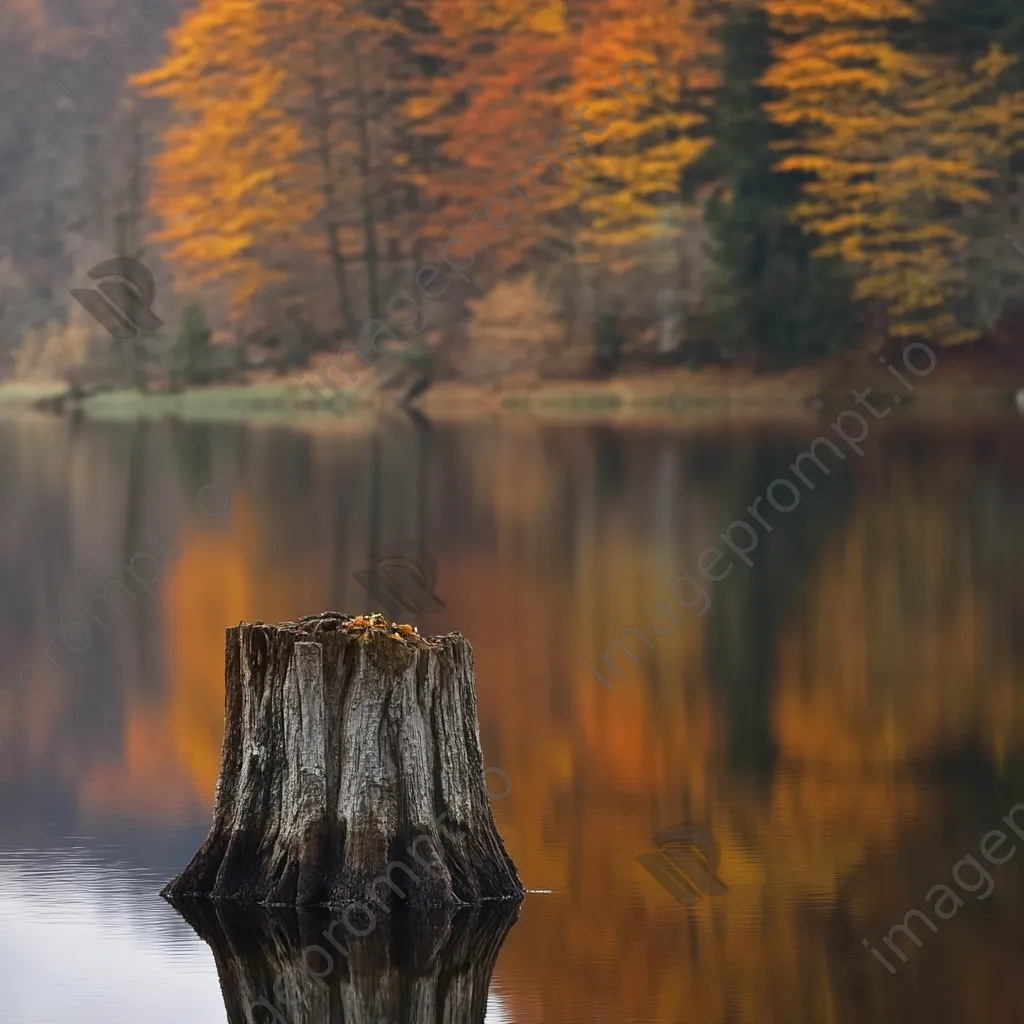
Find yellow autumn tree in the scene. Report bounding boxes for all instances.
[763,0,1024,344]
[560,0,718,271]
[408,0,577,269]
[132,0,311,319]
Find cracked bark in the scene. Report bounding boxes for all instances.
[163,612,523,908]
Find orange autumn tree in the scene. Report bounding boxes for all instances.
[134,0,404,333]
[411,0,718,364]
[415,0,717,271]
[408,0,578,272]
[406,0,600,371]
[763,0,1024,345]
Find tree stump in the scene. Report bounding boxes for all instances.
[163,612,523,909]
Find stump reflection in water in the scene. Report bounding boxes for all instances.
[168,896,520,1024]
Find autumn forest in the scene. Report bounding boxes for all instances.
[4,5,1024,1021]
[3,0,1024,389]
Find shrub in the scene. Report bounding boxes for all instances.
[12,314,98,385]
[462,275,564,382]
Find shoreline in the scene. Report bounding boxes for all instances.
[1,352,1020,425]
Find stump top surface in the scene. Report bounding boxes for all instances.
[243,611,454,651]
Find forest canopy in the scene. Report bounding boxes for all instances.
[2,0,1024,386]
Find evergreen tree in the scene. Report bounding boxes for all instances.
[763,0,1024,348]
[917,0,1024,75]
[702,4,854,368]
[177,301,212,386]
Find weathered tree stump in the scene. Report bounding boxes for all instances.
[163,612,523,908]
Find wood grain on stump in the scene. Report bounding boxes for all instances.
[163,612,523,908]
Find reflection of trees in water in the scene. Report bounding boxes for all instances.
[774,426,1024,775]
[822,761,1024,1024]
[168,897,518,1024]
[487,420,1024,1024]
[755,425,1024,1024]
[361,414,434,617]
[168,420,219,499]
[703,424,1024,790]
[704,434,858,787]
[5,417,1024,1024]
[160,419,1024,1024]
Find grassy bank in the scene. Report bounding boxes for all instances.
[0,382,66,409]
[419,353,1022,420]
[0,380,357,422]
[78,382,357,422]
[3,347,1020,424]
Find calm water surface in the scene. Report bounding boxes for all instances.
[1,411,1023,1023]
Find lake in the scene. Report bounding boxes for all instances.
[1,409,1023,1023]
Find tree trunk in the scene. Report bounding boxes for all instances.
[163,612,523,909]
[352,49,382,323]
[309,55,358,339]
